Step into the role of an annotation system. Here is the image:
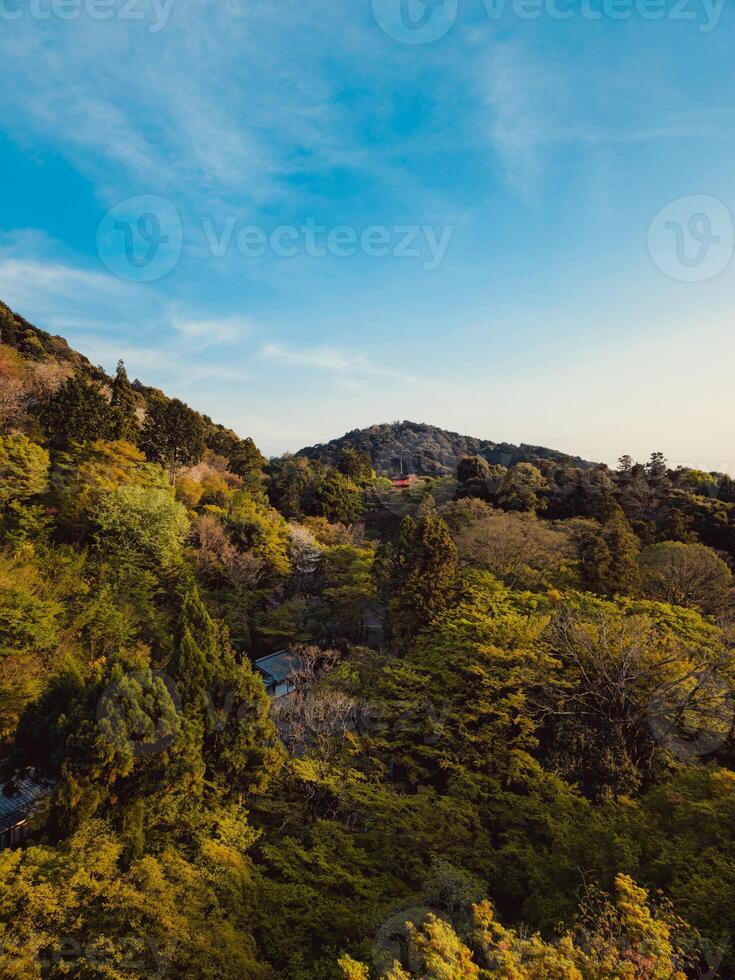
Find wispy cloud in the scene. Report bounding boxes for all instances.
[0,5,363,215]
[480,42,555,201]
[0,235,251,386]
[261,341,413,381]
[477,41,735,199]
[0,256,126,311]
[171,313,253,345]
[0,238,135,331]
[570,108,735,145]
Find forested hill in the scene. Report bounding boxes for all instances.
[3,297,735,978]
[0,300,105,379]
[0,299,264,477]
[1,300,593,476]
[297,420,595,476]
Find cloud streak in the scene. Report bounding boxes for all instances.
[260,342,414,381]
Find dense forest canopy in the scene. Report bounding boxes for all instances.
[297,420,596,477]
[1,302,734,978]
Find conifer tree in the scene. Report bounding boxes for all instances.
[140,396,206,482]
[170,589,283,793]
[386,515,458,652]
[580,505,641,596]
[171,589,218,708]
[110,359,139,443]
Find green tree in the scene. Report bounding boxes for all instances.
[52,438,167,528]
[19,329,46,361]
[308,467,364,524]
[39,375,115,450]
[226,489,292,577]
[267,457,363,523]
[94,485,189,570]
[0,553,62,738]
[228,435,267,495]
[320,544,377,643]
[171,589,219,708]
[456,458,505,503]
[646,450,669,482]
[386,515,458,652]
[340,874,689,979]
[579,507,641,597]
[457,454,491,484]
[110,360,139,442]
[266,456,311,519]
[140,397,206,483]
[0,817,274,979]
[498,462,547,513]
[717,474,735,504]
[0,433,50,507]
[639,541,733,615]
[392,913,479,979]
[170,589,283,794]
[338,447,374,484]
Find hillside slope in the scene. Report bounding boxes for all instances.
[0,300,261,467]
[297,420,595,476]
[0,300,107,380]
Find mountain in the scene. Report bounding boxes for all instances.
[1,302,595,477]
[297,420,596,477]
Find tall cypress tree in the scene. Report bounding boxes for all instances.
[169,589,283,794]
[386,514,458,652]
[171,589,218,708]
[110,360,139,443]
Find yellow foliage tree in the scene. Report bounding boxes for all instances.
[53,439,166,526]
[338,875,687,980]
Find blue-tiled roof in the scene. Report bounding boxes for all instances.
[255,650,304,683]
[0,777,45,831]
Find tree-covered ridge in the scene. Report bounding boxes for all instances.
[0,301,106,379]
[0,301,734,978]
[297,420,596,476]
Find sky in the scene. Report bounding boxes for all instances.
[1,0,734,468]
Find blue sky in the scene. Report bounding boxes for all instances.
[1,0,734,467]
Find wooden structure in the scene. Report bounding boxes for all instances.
[0,777,45,850]
[391,473,421,491]
[255,650,304,700]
